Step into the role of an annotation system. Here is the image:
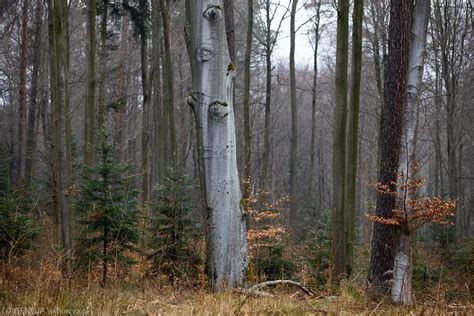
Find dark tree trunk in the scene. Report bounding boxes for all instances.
[24,0,43,186]
[367,0,412,298]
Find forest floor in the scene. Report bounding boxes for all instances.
[2,230,472,315]
[1,282,473,315]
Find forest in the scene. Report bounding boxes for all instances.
[0,0,472,314]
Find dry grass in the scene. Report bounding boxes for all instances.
[2,256,472,316]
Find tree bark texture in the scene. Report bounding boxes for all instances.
[16,0,29,185]
[160,0,177,165]
[185,0,247,291]
[331,0,349,281]
[367,0,412,298]
[84,0,97,169]
[24,0,43,186]
[242,0,253,197]
[289,0,298,229]
[399,0,430,178]
[344,0,363,276]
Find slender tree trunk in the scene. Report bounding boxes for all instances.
[113,13,129,161]
[308,3,320,198]
[289,0,298,229]
[160,0,177,164]
[97,0,109,127]
[367,0,412,298]
[25,0,43,186]
[260,0,272,191]
[344,0,363,276]
[151,0,163,186]
[185,0,247,291]
[242,0,253,197]
[17,0,29,186]
[140,0,151,206]
[84,0,97,169]
[331,0,349,281]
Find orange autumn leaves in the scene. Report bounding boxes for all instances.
[366,168,456,232]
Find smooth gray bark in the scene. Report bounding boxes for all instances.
[185,0,247,291]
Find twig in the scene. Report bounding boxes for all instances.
[248,280,317,297]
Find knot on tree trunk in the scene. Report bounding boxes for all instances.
[208,100,228,121]
[203,5,223,23]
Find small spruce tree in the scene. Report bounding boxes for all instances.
[76,130,141,286]
[148,169,200,284]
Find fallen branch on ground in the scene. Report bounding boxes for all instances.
[247,280,316,297]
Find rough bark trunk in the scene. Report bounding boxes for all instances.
[289,0,298,229]
[344,0,363,276]
[367,0,412,298]
[331,0,349,281]
[185,0,247,291]
[242,0,253,197]
[24,0,43,186]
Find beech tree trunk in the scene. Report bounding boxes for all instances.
[242,0,253,197]
[260,0,274,191]
[391,230,412,305]
[97,0,109,127]
[151,0,164,185]
[16,0,29,185]
[308,2,320,198]
[289,0,298,229]
[160,0,177,164]
[185,0,247,291]
[344,0,363,276]
[84,0,97,169]
[331,0,349,281]
[24,0,43,186]
[367,0,412,298]
[391,0,430,306]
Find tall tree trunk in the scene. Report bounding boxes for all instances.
[399,0,430,179]
[24,0,43,186]
[97,0,109,127]
[84,0,97,169]
[391,0,430,306]
[242,0,253,197]
[331,0,349,281]
[17,0,29,186]
[260,0,272,191]
[113,13,129,161]
[185,0,247,291]
[49,0,72,275]
[139,0,151,206]
[308,2,320,198]
[367,0,412,298]
[289,0,298,229]
[160,0,177,164]
[151,0,163,186]
[344,0,363,276]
